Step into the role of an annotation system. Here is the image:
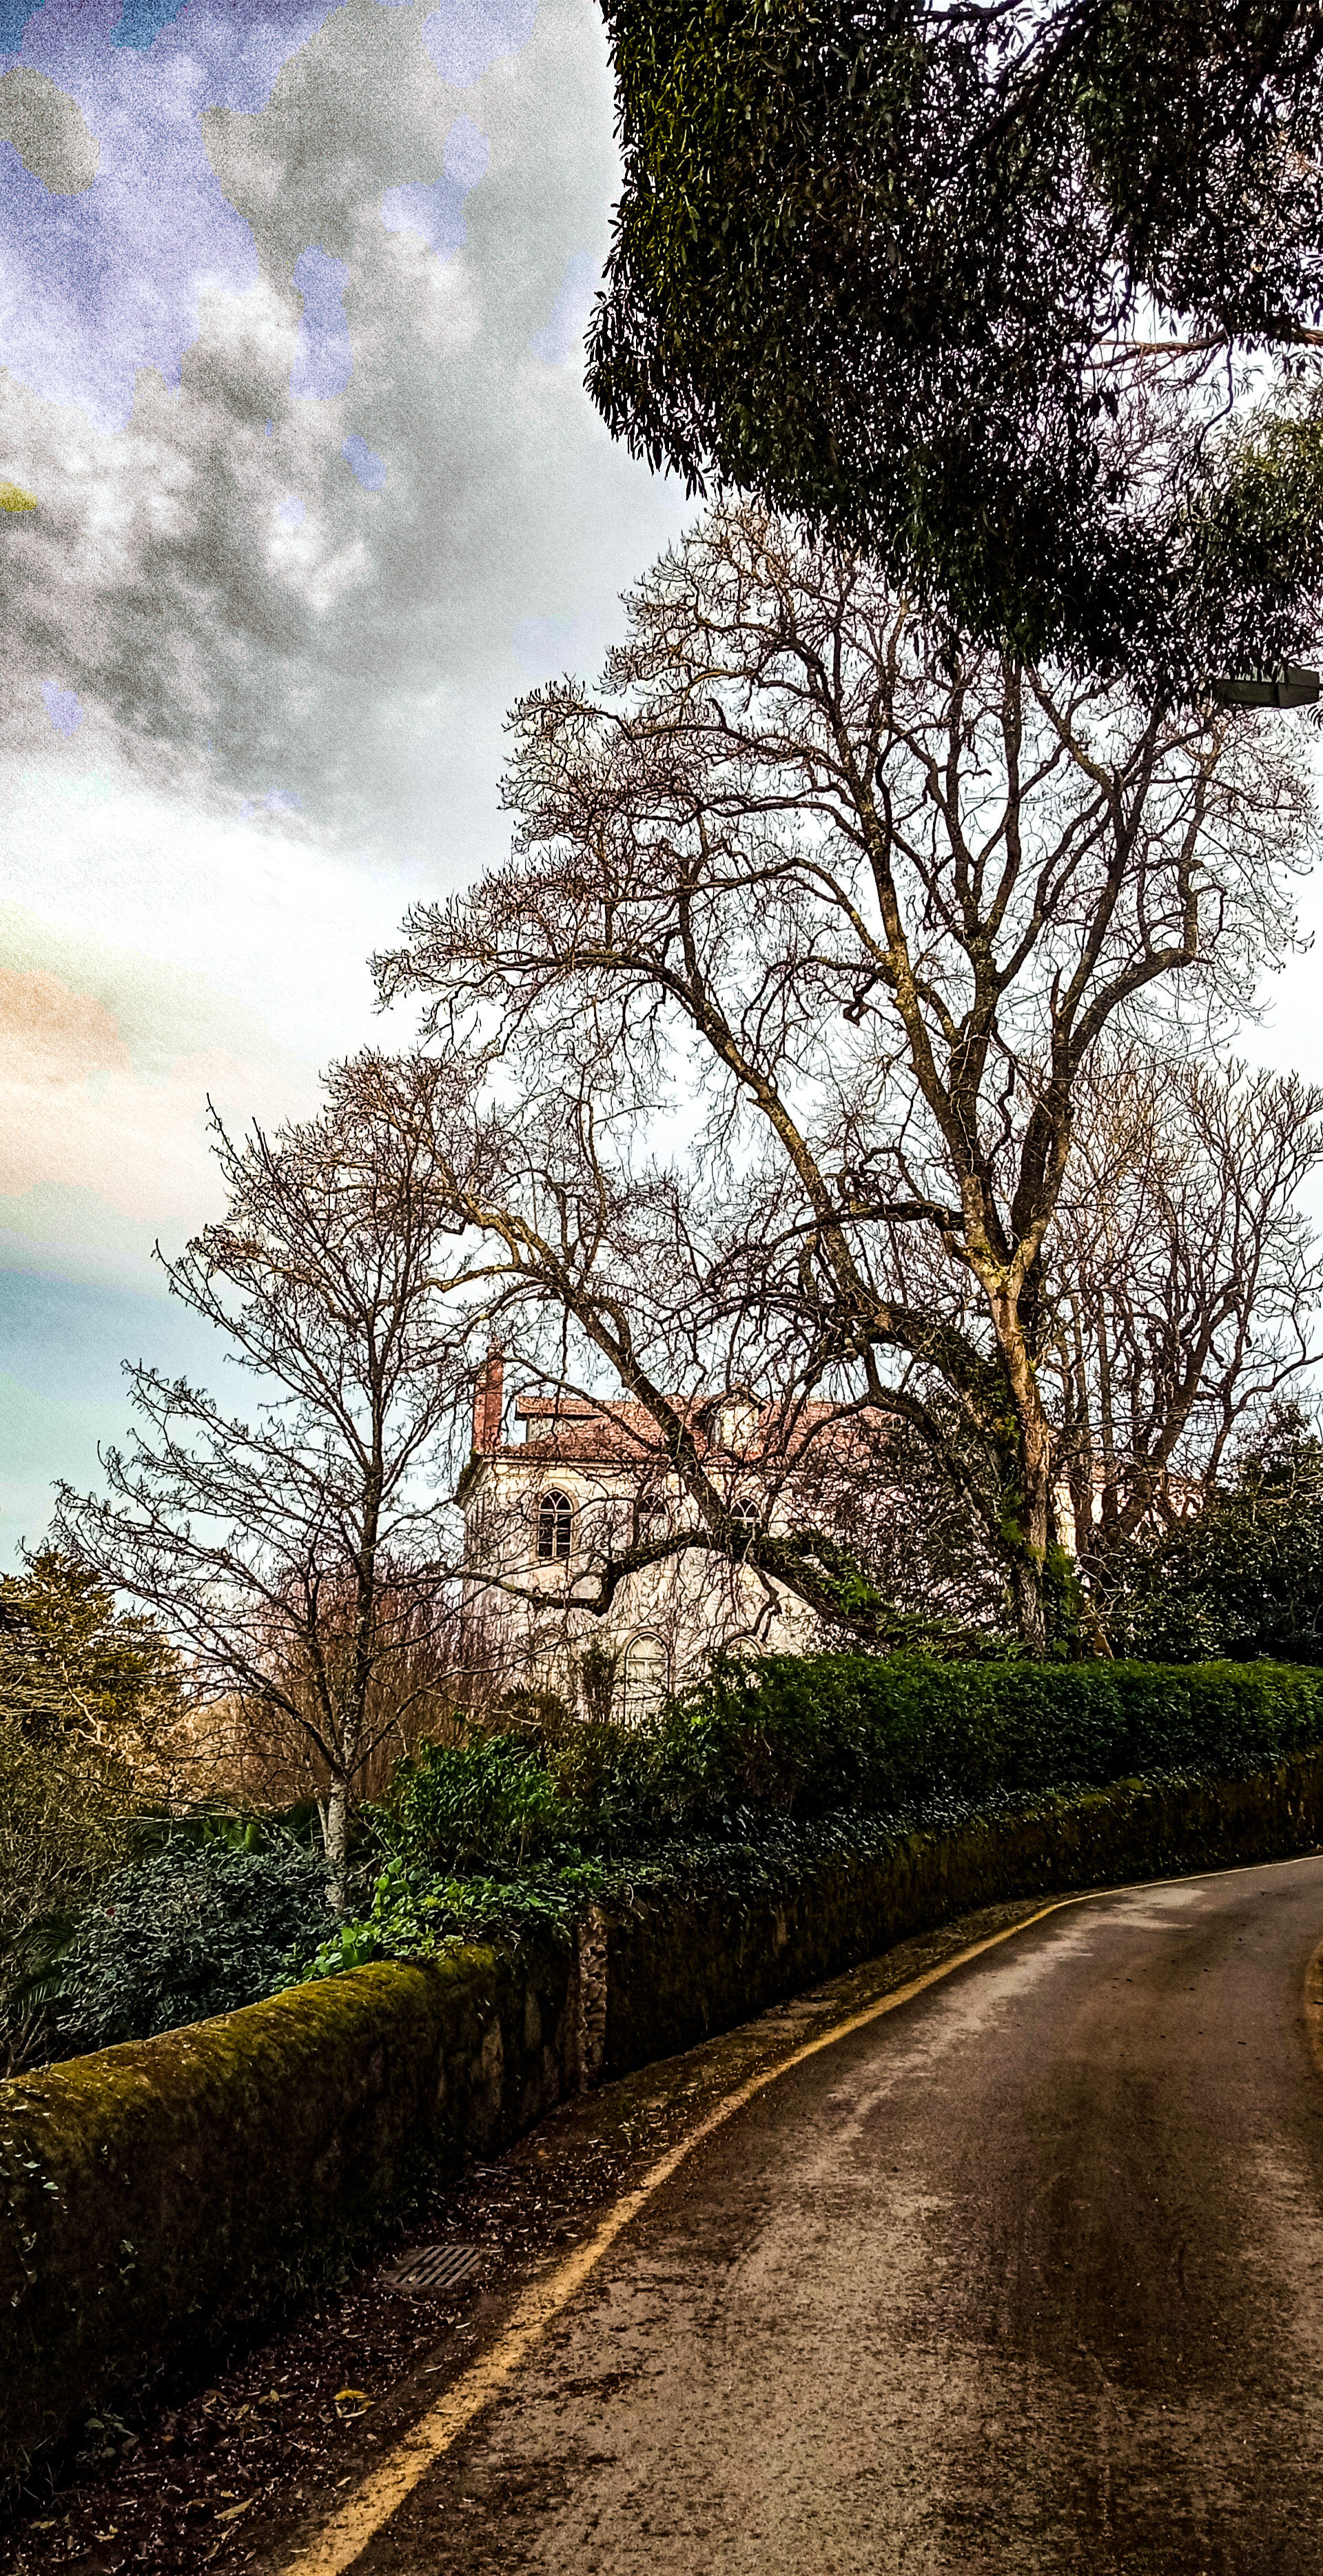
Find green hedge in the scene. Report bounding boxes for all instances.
[602,1750,1323,2069]
[308,1657,1323,1971]
[693,1653,1323,1817]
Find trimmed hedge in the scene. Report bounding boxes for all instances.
[310,1657,1323,1967]
[603,1752,1323,2068]
[658,1653,1323,1825]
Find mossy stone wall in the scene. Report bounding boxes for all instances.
[602,1752,1323,2070]
[0,1939,579,2490]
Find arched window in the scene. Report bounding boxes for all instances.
[536,1488,573,1562]
[620,1632,668,1726]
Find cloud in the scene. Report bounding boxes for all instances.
[289,243,353,398]
[0,957,238,1220]
[420,0,537,88]
[380,112,489,258]
[0,8,253,428]
[275,491,307,529]
[0,881,331,1335]
[0,0,699,1549]
[0,65,98,190]
[513,610,595,674]
[0,769,427,1062]
[0,0,691,857]
[0,1,352,429]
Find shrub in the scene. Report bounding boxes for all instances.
[0,1717,140,2075]
[1108,1413,1323,1663]
[296,1851,613,1979]
[50,1836,331,2056]
[378,1733,579,1872]
[295,1651,1323,1980]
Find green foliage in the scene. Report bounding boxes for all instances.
[376,1733,580,1873]
[295,1650,1323,1979]
[1107,1413,1323,1663]
[0,1716,141,2075]
[588,0,1323,684]
[295,1851,613,1980]
[577,1642,620,1728]
[0,1544,180,1750]
[49,1838,331,2057]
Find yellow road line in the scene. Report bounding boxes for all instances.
[276,1894,1083,2576]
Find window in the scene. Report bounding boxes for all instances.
[620,1632,668,1726]
[537,1488,573,1562]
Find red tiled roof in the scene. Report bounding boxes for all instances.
[498,1396,879,1469]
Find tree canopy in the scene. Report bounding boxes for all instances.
[382,503,1320,1649]
[588,0,1323,687]
[1108,1406,1323,1660]
[0,1545,180,1751]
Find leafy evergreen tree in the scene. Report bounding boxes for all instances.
[1108,1409,1323,1662]
[0,1544,181,1750]
[0,1548,178,2070]
[588,1,1323,686]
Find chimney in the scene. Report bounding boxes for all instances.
[472,1345,504,1455]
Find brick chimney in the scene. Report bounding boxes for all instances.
[472,1345,504,1455]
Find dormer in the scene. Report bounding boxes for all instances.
[696,1388,759,1453]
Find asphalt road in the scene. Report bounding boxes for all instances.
[345,1857,1323,2576]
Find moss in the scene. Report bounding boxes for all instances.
[1,1942,577,2491]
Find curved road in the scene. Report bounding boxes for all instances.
[306,1857,1323,2575]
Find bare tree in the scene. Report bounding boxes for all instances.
[380,503,1318,1650]
[57,1055,492,1907]
[792,1048,1323,1640]
[1050,1047,1323,1586]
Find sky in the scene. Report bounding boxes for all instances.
[1,0,1322,1567]
[0,0,693,1558]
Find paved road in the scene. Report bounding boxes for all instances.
[344,1858,1323,2575]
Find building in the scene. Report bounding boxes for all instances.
[455,1353,826,1720]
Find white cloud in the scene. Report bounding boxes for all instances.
[0,0,693,1548]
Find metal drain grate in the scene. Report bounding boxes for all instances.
[382,2242,485,2296]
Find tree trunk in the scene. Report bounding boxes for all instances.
[989,1293,1056,1653]
[323,1773,351,1918]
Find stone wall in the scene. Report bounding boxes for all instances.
[603,1755,1323,2069]
[0,1936,584,2490]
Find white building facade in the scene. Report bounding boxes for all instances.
[456,1356,824,1720]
